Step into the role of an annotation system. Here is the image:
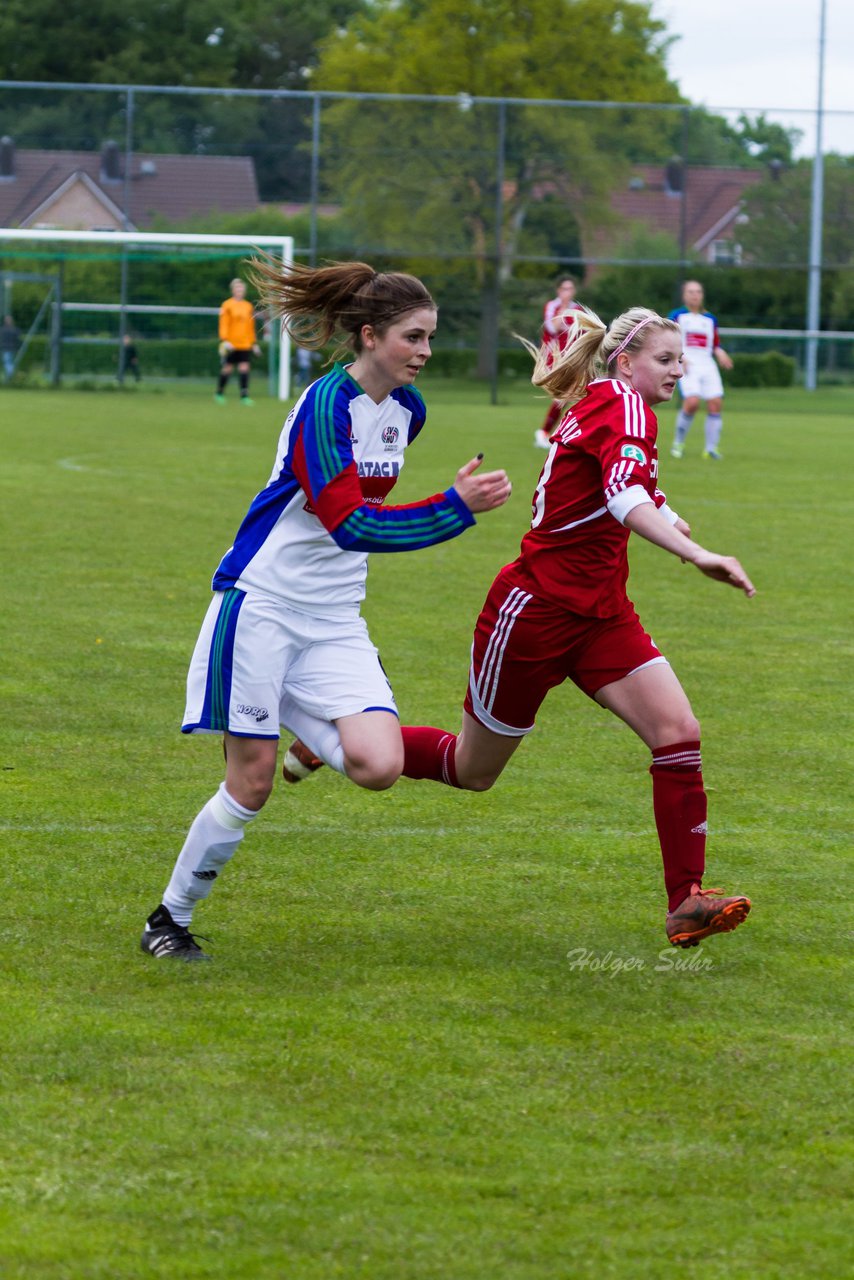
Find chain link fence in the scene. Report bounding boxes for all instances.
[1,80,852,388]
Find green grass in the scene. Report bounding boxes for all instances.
[0,379,851,1278]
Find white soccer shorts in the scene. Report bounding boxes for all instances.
[679,360,724,400]
[182,587,397,737]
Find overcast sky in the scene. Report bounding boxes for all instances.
[655,0,854,156]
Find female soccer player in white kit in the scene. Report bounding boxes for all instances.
[669,280,733,460]
[141,261,511,960]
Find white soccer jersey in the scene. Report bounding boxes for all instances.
[669,307,720,363]
[211,364,473,618]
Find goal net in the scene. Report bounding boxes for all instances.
[0,229,294,398]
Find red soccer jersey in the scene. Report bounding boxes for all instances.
[542,297,583,347]
[504,378,668,617]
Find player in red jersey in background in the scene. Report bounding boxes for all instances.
[400,305,755,948]
[534,276,584,449]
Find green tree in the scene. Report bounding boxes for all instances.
[0,1,231,85]
[314,0,681,371]
[0,0,364,88]
[0,1,365,200]
[582,229,681,320]
[735,154,854,334]
[680,109,800,168]
[734,113,799,166]
[740,155,853,272]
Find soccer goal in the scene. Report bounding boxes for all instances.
[0,228,294,398]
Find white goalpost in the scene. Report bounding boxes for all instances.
[0,225,294,394]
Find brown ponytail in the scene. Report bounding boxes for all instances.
[249,258,435,360]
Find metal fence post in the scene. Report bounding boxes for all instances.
[490,98,506,407]
[805,0,827,391]
[310,94,321,267]
[118,87,135,382]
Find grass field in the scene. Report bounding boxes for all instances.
[1,378,851,1278]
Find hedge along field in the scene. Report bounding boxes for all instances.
[10,340,796,385]
[0,380,851,1279]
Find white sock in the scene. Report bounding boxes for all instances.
[675,410,694,444]
[705,413,723,451]
[280,697,346,774]
[161,784,259,925]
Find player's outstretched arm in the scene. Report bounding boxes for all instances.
[624,501,755,597]
[452,454,512,514]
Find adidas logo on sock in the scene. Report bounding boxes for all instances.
[691,822,708,835]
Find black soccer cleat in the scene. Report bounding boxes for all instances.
[140,904,211,961]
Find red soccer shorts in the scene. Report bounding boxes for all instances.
[463,569,666,736]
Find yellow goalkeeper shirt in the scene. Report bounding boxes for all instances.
[219,297,256,349]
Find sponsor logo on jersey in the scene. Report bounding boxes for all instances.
[621,443,647,464]
[381,425,400,445]
[236,704,270,723]
[358,459,400,478]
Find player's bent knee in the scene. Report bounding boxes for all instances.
[663,713,701,744]
[453,767,501,793]
[349,763,402,791]
[343,750,404,791]
[231,774,274,810]
[465,774,498,793]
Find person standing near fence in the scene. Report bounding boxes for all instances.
[120,333,141,383]
[215,278,262,406]
[669,280,733,460]
[1,314,21,381]
[534,277,584,449]
[140,259,512,960]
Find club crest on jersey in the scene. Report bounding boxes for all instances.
[382,425,400,446]
[621,443,647,464]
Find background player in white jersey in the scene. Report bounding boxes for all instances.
[393,306,755,948]
[141,261,511,960]
[669,279,733,460]
[534,276,584,449]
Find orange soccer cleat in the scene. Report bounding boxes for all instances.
[665,884,751,948]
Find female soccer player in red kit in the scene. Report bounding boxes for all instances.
[534,276,583,448]
[401,305,755,948]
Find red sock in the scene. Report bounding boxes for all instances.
[541,399,563,434]
[649,740,707,911]
[401,726,459,786]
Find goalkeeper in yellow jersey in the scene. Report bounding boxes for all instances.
[215,278,262,405]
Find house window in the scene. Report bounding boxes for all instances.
[710,239,742,265]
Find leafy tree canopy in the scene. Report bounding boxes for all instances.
[315,0,677,103]
[0,0,365,89]
[740,155,854,271]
